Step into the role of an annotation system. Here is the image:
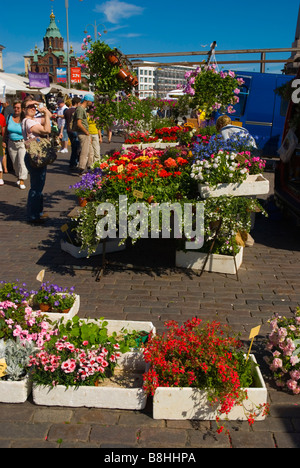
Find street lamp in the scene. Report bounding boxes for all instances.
[84,22,108,40]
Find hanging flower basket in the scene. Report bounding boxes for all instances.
[105,52,120,66]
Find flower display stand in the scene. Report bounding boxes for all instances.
[175,247,244,275]
[0,376,32,403]
[198,174,270,199]
[153,355,267,421]
[60,238,126,259]
[32,294,80,323]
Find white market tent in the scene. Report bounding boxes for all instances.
[0,72,92,98]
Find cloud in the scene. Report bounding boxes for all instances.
[2,52,24,73]
[94,0,144,24]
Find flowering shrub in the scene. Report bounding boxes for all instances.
[191,149,249,186]
[33,282,76,312]
[266,308,300,394]
[143,318,262,430]
[183,65,244,118]
[0,301,56,348]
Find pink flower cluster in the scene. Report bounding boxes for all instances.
[0,301,56,348]
[30,337,122,385]
[266,309,300,394]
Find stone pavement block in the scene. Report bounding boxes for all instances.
[47,423,91,443]
[138,427,188,448]
[274,432,300,448]
[90,425,139,447]
[0,422,50,441]
[230,430,276,448]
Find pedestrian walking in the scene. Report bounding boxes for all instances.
[3,100,27,189]
[64,97,81,169]
[87,111,101,164]
[72,94,94,175]
[22,99,52,224]
[56,98,68,153]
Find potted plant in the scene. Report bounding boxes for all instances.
[0,280,32,306]
[30,317,153,409]
[0,338,36,403]
[265,307,300,394]
[182,65,244,119]
[143,318,268,432]
[191,149,269,198]
[0,300,56,348]
[32,282,80,321]
[69,168,103,206]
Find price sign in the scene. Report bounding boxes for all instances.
[246,325,261,361]
[0,359,7,378]
[133,190,144,199]
[36,269,45,283]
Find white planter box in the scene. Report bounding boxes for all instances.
[32,294,80,323]
[153,355,267,421]
[176,247,243,275]
[32,383,147,410]
[0,375,32,403]
[60,238,126,259]
[198,174,270,199]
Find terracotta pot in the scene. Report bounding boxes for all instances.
[106,52,120,66]
[78,197,88,207]
[118,68,130,80]
[39,303,52,312]
[131,76,139,87]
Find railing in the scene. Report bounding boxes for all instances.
[127,47,300,73]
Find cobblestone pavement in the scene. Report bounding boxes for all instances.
[0,136,299,449]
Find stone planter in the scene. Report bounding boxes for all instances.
[176,247,244,275]
[60,238,126,259]
[0,375,32,403]
[198,174,270,199]
[32,294,80,323]
[153,355,267,421]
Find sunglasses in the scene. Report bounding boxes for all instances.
[26,104,37,109]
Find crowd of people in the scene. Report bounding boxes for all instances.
[0,93,105,224]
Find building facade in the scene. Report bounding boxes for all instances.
[26,10,77,83]
[134,62,194,99]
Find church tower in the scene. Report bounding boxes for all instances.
[26,9,77,84]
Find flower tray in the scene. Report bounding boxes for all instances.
[0,376,32,403]
[60,238,126,259]
[175,247,243,275]
[32,294,80,323]
[122,142,178,151]
[198,174,270,198]
[153,355,267,421]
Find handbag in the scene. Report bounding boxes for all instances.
[25,136,58,168]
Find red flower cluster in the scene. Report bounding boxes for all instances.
[143,318,253,425]
[125,131,159,144]
[155,126,182,142]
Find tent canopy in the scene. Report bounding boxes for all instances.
[0,72,92,98]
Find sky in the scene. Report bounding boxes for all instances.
[1,0,300,75]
